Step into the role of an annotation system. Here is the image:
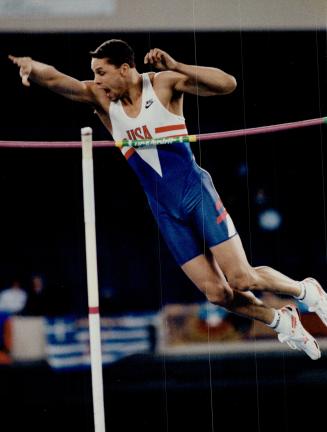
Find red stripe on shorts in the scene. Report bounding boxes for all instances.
[217,210,228,224]
[216,199,224,210]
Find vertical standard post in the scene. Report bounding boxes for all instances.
[81,127,106,432]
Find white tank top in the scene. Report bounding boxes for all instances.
[109,73,189,177]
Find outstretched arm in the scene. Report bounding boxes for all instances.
[144,48,236,96]
[9,55,95,104]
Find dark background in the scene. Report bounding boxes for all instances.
[0,30,327,432]
[1,31,326,313]
[1,352,327,432]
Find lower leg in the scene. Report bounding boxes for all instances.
[181,254,275,324]
[181,253,297,327]
[207,254,276,324]
[197,237,321,358]
[225,290,275,324]
[253,266,301,297]
[211,236,302,297]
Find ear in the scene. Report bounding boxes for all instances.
[120,63,130,76]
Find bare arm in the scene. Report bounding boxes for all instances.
[144,48,237,96]
[172,63,236,96]
[9,55,96,104]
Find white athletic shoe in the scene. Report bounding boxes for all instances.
[300,278,327,327]
[277,305,321,360]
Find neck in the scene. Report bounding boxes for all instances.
[121,70,142,104]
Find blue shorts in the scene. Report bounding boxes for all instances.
[148,167,237,265]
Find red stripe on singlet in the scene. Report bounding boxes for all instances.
[124,148,135,160]
[155,124,187,133]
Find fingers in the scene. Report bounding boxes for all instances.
[8,55,31,67]
[8,55,24,66]
[144,48,164,65]
[21,74,30,87]
[9,55,32,86]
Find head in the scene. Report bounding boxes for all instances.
[10,279,21,290]
[90,39,136,101]
[31,275,44,293]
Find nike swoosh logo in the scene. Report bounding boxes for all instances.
[145,99,154,109]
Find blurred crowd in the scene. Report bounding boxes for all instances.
[0,273,70,364]
[0,274,49,316]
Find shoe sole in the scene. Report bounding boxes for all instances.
[304,278,327,327]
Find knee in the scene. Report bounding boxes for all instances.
[228,268,258,292]
[203,281,234,307]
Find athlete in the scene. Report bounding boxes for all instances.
[9,39,327,359]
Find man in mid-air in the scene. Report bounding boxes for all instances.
[10,39,327,359]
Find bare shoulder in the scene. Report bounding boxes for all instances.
[151,71,185,103]
[149,71,184,114]
[152,71,183,89]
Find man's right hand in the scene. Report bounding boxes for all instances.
[8,55,33,87]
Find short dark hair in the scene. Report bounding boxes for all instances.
[90,39,135,68]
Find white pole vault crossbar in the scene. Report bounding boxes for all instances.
[81,127,106,432]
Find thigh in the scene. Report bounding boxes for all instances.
[181,253,227,293]
[155,210,204,266]
[210,234,252,278]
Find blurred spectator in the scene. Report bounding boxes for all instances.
[255,188,268,206]
[0,313,11,364]
[0,279,27,314]
[23,274,49,316]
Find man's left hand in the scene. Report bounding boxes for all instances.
[144,48,178,71]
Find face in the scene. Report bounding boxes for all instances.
[91,58,129,101]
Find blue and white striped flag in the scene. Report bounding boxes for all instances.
[45,312,157,370]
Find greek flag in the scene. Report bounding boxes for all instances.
[45,313,156,370]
